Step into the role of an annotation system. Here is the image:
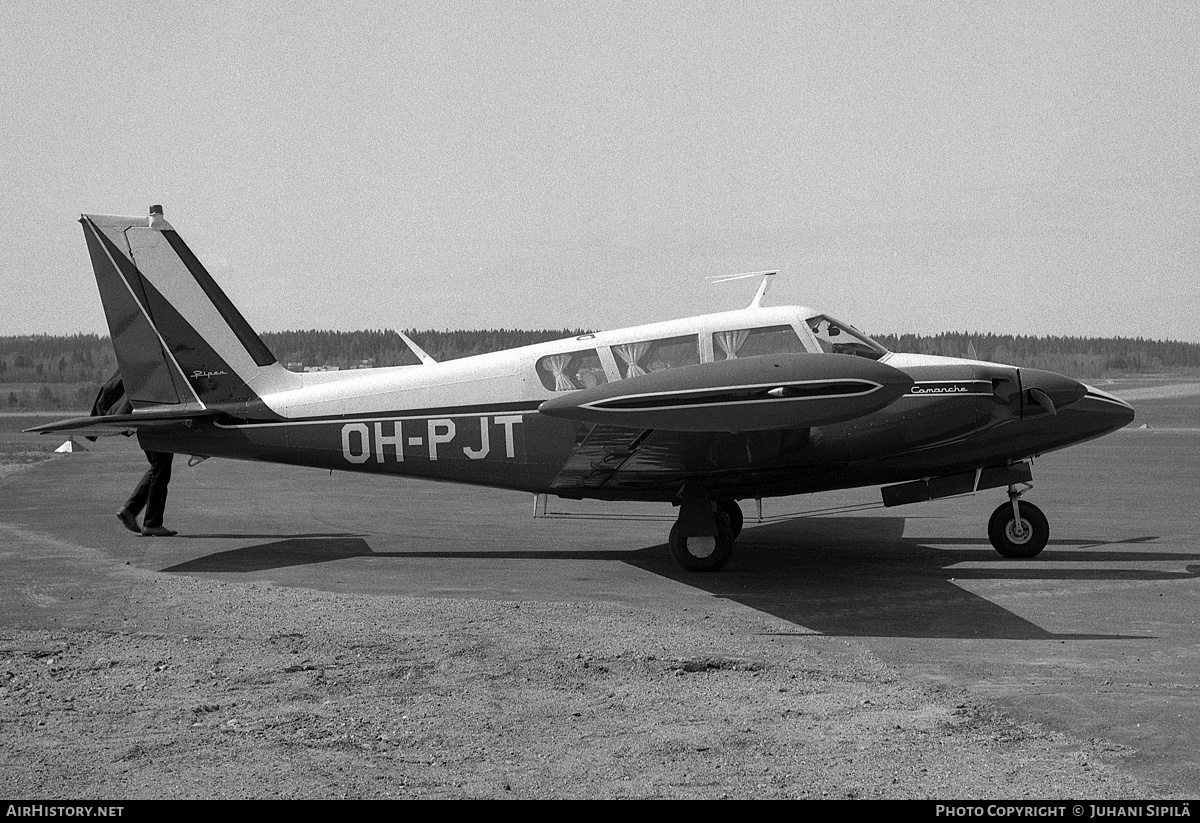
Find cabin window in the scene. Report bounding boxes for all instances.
[612,335,699,378]
[806,315,888,360]
[712,325,806,360]
[536,349,608,392]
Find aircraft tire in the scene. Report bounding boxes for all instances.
[988,500,1049,558]
[668,514,735,572]
[717,500,743,539]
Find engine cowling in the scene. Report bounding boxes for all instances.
[537,353,915,432]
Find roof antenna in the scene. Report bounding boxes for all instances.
[749,272,775,309]
[706,270,777,309]
[396,330,437,365]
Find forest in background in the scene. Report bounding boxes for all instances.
[2,329,1197,410]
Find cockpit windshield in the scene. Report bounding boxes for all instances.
[806,315,889,360]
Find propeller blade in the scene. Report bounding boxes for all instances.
[1028,387,1057,416]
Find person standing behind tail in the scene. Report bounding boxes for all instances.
[91,373,178,537]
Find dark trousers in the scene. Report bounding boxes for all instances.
[124,451,174,528]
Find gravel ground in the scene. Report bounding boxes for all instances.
[0,453,1186,800]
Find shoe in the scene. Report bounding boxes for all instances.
[116,509,140,534]
[140,526,178,537]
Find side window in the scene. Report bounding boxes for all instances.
[713,325,806,360]
[536,350,608,392]
[612,336,699,378]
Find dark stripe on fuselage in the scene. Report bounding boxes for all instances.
[212,400,545,428]
[211,376,1001,434]
[210,377,1000,433]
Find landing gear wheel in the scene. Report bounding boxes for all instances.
[668,514,735,573]
[717,500,743,539]
[988,500,1049,558]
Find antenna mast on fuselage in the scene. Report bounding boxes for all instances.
[707,270,778,309]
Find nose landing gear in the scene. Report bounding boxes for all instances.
[988,485,1049,558]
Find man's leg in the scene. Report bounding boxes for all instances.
[117,458,155,533]
[141,451,175,532]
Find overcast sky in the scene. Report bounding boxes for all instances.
[2,1,1197,342]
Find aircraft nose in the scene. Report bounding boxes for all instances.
[1020,368,1087,416]
[1080,383,1137,428]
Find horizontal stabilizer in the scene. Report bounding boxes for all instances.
[25,409,221,437]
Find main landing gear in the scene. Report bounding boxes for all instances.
[668,499,743,572]
[987,484,1049,558]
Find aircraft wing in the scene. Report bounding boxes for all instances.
[539,353,913,432]
[24,409,221,437]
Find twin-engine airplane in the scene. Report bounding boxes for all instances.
[31,207,1135,571]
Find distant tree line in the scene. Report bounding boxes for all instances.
[0,334,118,384]
[3,329,1197,409]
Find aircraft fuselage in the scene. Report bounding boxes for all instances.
[137,338,1134,504]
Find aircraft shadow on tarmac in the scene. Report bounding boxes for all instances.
[165,534,372,573]
[628,518,1199,641]
[160,518,1199,641]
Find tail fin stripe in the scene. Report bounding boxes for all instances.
[161,230,276,367]
[116,228,264,405]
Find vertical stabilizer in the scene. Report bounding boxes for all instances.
[80,207,297,409]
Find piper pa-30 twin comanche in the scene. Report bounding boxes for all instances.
[32,207,1136,571]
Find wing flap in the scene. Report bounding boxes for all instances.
[550,426,655,489]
